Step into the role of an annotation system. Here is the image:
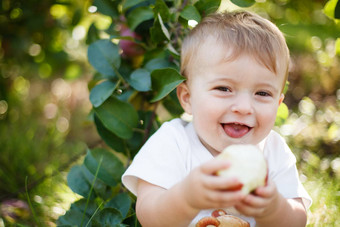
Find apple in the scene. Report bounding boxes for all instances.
[216,144,267,194]
[119,25,145,58]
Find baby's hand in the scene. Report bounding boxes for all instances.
[180,159,246,211]
[234,179,282,219]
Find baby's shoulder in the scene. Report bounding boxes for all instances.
[264,130,287,148]
[157,118,190,136]
[264,130,296,165]
[145,118,191,146]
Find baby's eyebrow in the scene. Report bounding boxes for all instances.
[207,77,236,84]
[256,83,280,93]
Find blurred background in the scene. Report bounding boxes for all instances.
[0,0,339,226]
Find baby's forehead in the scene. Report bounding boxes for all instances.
[193,36,230,64]
[191,37,275,71]
[186,38,287,87]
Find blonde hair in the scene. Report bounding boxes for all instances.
[180,11,290,91]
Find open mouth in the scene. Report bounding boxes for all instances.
[222,123,252,138]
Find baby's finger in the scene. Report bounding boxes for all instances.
[254,179,276,197]
[203,175,242,191]
[206,190,246,208]
[241,194,267,207]
[200,159,231,175]
[235,201,265,217]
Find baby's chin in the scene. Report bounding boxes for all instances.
[214,140,259,154]
[200,134,260,156]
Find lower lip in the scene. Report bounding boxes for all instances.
[223,124,251,138]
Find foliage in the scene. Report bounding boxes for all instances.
[324,0,340,61]
[324,0,340,20]
[0,93,85,198]
[0,78,91,225]
[0,0,95,225]
[55,0,340,226]
[304,174,340,227]
[55,0,259,226]
[0,0,88,83]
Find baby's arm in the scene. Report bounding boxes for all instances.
[235,180,307,227]
[136,159,245,227]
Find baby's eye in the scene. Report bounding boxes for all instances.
[215,87,231,92]
[256,91,271,97]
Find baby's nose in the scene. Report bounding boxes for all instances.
[231,93,254,115]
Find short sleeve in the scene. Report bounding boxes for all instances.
[264,131,312,209]
[122,119,190,195]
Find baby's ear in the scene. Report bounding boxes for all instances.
[176,82,192,115]
[279,93,284,105]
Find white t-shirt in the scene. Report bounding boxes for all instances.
[122,118,312,227]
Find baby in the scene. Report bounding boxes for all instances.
[122,10,312,227]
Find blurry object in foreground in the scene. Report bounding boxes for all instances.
[0,199,30,223]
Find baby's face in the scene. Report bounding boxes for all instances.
[182,40,285,156]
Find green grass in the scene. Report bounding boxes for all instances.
[305,173,340,226]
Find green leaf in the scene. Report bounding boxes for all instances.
[127,7,154,30]
[116,89,134,102]
[336,0,340,18]
[81,165,111,199]
[167,43,180,56]
[128,68,151,91]
[145,58,173,72]
[125,111,160,158]
[93,0,119,17]
[87,23,100,45]
[94,96,139,139]
[105,193,132,218]
[126,130,144,158]
[154,0,170,22]
[122,0,145,12]
[67,165,93,198]
[150,15,169,43]
[323,0,336,19]
[57,208,90,226]
[195,0,222,16]
[94,115,126,154]
[323,0,340,19]
[163,90,184,116]
[121,212,140,227]
[93,208,123,226]
[230,0,256,7]
[180,5,201,22]
[151,68,186,102]
[72,8,82,26]
[88,40,121,76]
[90,80,116,107]
[70,199,99,217]
[157,13,170,40]
[84,148,125,187]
